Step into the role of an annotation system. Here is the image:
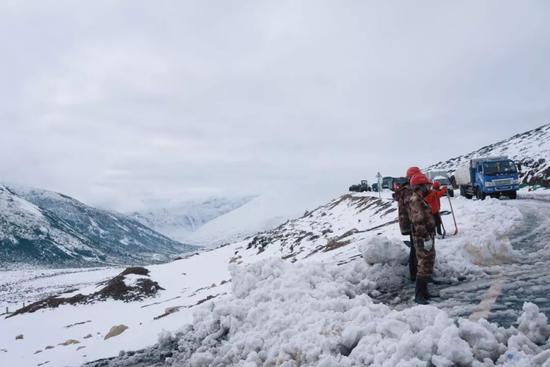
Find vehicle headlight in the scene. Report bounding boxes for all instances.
[513,179,521,185]
[485,181,495,187]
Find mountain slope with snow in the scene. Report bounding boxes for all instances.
[428,123,550,186]
[131,196,254,243]
[0,185,196,268]
[184,190,333,248]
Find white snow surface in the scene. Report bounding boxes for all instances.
[1,191,549,366]
[158,259,550,367]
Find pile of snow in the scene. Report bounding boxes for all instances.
[94,259,550,367]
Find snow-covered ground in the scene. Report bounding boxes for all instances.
[2,190,550,366]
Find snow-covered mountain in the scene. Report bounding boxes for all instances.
[131,196,254,243]
[0,185,197,268]
[428,123,550,186]
[183,189,335,248]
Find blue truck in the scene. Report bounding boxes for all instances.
[454,156,520,200]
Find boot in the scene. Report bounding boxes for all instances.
[415,277,429,304]
[428,276,445,285]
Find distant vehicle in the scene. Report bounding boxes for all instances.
[382,176,393,189]
[371,183,379,192]
[390,177,408,191]
[455,156,520,200]
[349,180,371,192]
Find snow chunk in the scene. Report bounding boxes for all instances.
[435,324,474,366]
[517,303,550,345]
[358,236,408,265]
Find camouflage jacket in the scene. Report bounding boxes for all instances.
[395,185,413,235]
[396,185,435,239]
[407,190,436,241]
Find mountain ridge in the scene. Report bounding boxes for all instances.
[0,184,197,269]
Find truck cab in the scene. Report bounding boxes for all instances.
[472,158,520,199]
[382,176,393,189]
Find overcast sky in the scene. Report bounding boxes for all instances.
[1,1,549,211]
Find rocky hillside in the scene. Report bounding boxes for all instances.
[428,123,550,186]
[230,193,397,265]
[0,185,197,268]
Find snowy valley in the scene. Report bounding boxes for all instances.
[1,125,550,367]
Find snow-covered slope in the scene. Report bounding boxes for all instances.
[131,196,254,243]
[428,123,550,186]
[184,190,332,248]
[0,185,196,268]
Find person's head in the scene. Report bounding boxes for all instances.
[406,166,422,180]
[433,181,441,190]
[410,173,432,196]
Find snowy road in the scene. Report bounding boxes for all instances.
[377,198,550,328]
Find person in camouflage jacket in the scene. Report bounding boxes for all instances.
[394,182,417,281]
[397,168,436,304]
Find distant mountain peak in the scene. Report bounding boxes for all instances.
[131,195,256,243]
[0,184,197,269]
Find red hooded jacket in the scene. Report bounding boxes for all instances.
[424,187,447,214]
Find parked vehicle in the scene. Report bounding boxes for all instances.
[455,156,520,200]
[349,180,371,192]
[382,176,393,189]
[371,183,379,192]
[390,177,408,191]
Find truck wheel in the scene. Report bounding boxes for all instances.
[476,189,486,200]
[509,191,518,199]
[460,186,472,199]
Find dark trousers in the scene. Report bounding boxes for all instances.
[433,213,442,235]
[409,234,417,281]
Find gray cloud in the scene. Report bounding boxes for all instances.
[1,1,549,211]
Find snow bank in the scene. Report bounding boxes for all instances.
[107,259,550,367]
[435,197,523,279]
